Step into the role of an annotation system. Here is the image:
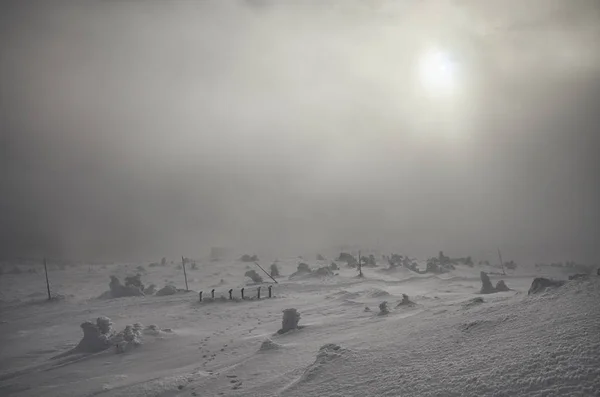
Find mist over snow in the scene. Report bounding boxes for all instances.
[1,0,599,262]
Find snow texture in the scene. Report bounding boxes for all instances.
[0,258,598,397]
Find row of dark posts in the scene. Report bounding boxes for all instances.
[198,285,273,302]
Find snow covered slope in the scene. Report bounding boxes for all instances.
[0,260,598,397]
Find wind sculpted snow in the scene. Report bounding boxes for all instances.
[0,258,598,396]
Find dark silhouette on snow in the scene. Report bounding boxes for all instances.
[378,301,389,315]
[480,272,510,294]
[245,269,264,283]
[278,308,301,334]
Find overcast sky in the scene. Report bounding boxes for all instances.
[1,0,599,263]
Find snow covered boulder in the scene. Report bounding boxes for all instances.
[259,338,282,351]
[495,280,510,292]
[278,308,301,334]
[125,274,145,291]
[312,266,334,277]
[155,284,178,296]
[568,273,590,281]
[289,263,312,279]
[396,293,414,307]
[329,261,339,270]
[70,316,116,354]
[143,284,157,295]
[528,277,566,295]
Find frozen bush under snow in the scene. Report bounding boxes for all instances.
[278,308,301,334]
[245,269,263,283]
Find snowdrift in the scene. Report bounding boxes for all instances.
[271,278,600,397]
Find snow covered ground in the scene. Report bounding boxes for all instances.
[0,258,598,397]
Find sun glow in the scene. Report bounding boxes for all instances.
[417,48,457,98]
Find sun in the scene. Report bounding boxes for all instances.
[417,48,457,97]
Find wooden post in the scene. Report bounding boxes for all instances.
[211,289,215,299]
[257,286,261,300]
[497,248,506,275]
[241,288,245,300]
[254,262,278,283]
[358,250,363,277]
[182,256,189,291]
[43,257,51,300]
[199,291,203,302]
[268,285,273,298]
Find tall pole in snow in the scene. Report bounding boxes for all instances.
[182,256,189,291]
[43,257,51,300]
[497,248,506,275]
[358,250,363,277]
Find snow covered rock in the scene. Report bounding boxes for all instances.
[396,293,414,307]
[56,316,116,357]
[143,284,157,295]
[568,273,590,280]
[528,277,566,295]
[259,338,282,351]
[312,266,334,277]
[289,263,312,278]
[155,284,178,296]
[495,280,510,292]
[125,274,144,291]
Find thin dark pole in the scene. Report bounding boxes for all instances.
[182,256,189,291]
[43,257,51,300]
[497,248,506,275]
[358,250,363,277]
[254,262,278,283]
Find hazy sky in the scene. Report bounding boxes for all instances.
[1,0,599,263]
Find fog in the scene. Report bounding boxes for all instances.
[1,0,599,262]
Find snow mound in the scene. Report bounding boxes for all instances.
[279,278,600,397]
[366,288,390,298]
[463,297,485,308]
[298,344,351,383]
[259,338,282,352]
[330,290,361,300]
